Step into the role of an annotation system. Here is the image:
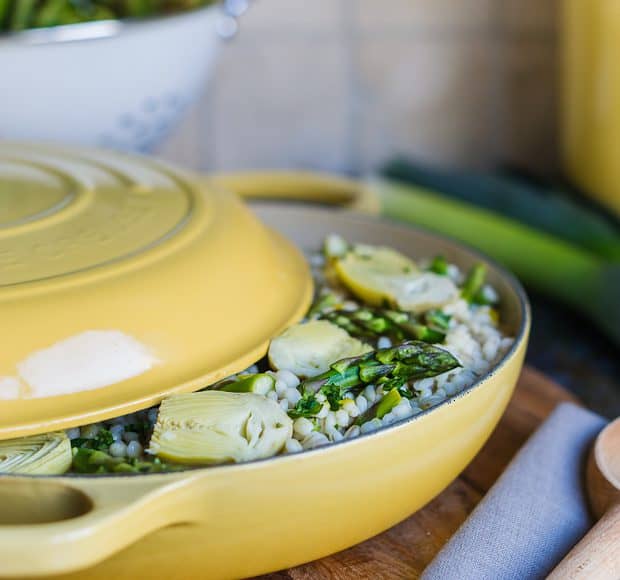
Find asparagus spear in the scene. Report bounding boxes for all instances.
[461,263,487,303]
[290,340,460,416]
[307,291,341,318]
[354,387,402,426]
[72,447,181,474]
[219,373,275,395]
[320,306,451,344]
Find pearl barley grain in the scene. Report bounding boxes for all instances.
[109,441,127,457]
[123,431,139,443]
[342,399,360,417]
[126,441,143,458]
[285,439,303,453]
[275,380,288,396]
[285,387,302,405]
[355,395,368,414]
[293,417,314,438]
[276,369,300,389]
[335,410,349,427]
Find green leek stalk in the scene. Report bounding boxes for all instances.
[369,178,620,346]
[382,160,620,261]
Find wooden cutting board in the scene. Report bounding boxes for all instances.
[259,366,579,580]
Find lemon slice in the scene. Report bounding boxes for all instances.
[334,246,418,306]
[334,246,458,313]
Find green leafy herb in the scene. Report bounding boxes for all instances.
[70,428,114,451]
[428,255,449,275]
[320,384,343,411]
[288,393,322,419]
[124,421,152,438]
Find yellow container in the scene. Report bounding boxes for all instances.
[0,205,529,579]
[0,155,530,578]
[562,0,620,216]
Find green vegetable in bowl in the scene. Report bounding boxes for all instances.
[428,255,449,275]
[0,0,217,32]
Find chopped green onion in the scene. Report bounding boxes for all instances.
[220,373,275,395]
[376,388,402,419]
[461,263,487,303]
[428,255,449,275]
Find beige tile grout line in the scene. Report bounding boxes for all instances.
[341,0,362,177]
[487,0,505,171]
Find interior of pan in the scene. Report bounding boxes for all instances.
[254,203,528,338]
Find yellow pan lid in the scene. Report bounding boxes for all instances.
[0,143,312,439]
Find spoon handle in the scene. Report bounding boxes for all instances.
[548,502,620,579]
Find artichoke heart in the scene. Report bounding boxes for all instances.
[0,432,72,475]
[148,392,293,465]
[268,320,372,378]
[334,245,458,313]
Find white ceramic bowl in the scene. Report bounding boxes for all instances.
[0,4,239,151]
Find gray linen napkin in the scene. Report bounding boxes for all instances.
[421,402,607,580]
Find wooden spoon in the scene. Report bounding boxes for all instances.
[548,418,620,579]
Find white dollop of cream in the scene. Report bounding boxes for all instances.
[15,330,158,398]
[0,376,23,399]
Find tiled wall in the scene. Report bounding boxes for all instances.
[158,0,559,176]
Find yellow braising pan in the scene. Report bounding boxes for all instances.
[0,148,530,579]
